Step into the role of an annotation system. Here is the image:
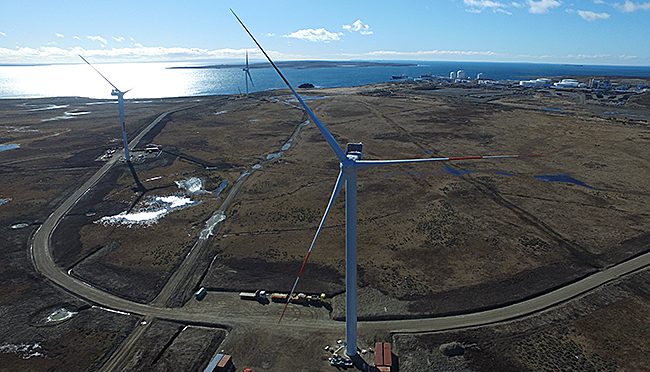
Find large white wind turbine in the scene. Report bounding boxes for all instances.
[243,50,254,95]
[79,55,131,161]
[231,10,541,358]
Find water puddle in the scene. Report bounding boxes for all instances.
[46,308,77,323]
[444,165,474,176]
[237,171,250,181]
[266,152,283,160]
[0,343,44,359]
[0,144,20,152]
[97,195,199,227]
[495,171,514,177]
[252,164,262,170]
[214,180,229,198]
[175,177,205,194]
[534,173,592,188]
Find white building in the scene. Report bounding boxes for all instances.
[519,78,552,88]
[476,73,483,80]
[449,71,456,79]
[457,70,466,79]
[553,79,580,88]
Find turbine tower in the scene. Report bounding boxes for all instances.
[79,55,131,161]
[231,10,541,357]
[243,50,254,94]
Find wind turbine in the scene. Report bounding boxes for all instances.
[231,10,541,358]
[79,55,131,161]
[243,50,254,95]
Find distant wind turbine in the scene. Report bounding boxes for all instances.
[231,9,542,358]
[243,50,254,95]
[79,55,131,161]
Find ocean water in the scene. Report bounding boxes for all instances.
[1,61,649,99]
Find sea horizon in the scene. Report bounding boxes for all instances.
[2,59,649,100]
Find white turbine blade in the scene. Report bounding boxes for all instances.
[79,55,120,91]
[247,70,255,87]
[231,9,347,162]
[246,50,249,68]
[279,170,345,323]
[355,153,542,168]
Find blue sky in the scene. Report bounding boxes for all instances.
[1,0,648,65]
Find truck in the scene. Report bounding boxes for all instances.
[195,287,207,301]
[271,293,288,303]
[239,290,267,301]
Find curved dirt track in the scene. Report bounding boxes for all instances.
[30,105,650,343]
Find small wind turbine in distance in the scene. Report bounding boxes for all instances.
[243,50,254,95]
[79,55,132,161]
[231,9,542,358]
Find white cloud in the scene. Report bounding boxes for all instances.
[528,0,562,13]
[615,0,650,12]
[577,9,611,20]
[134,43,144,48]
[464,0,524,14]
[0,31,6,37]
[593,0,605,4]
[86,35,107,45]
[0,46,290,63]
[266,33,275,37]
[112,36,125,42]
[342,19,373,35]
[55,33,64,38]
[284,28,342,42]
[73,35,80,40]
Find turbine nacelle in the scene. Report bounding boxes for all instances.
[346,143,363,161]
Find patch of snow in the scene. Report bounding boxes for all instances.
[0,198,10,206]
[91,305,131,316]
[252,164,262,170]
[10,223,29,229]
[26,104,68,111]
[200,211,226,240]
[64,111,91,116]
[96,195,199,227]
[0,343,44,359]
[85,101,115,105]
[46,308,77,323]
[145,176,162,182]
[41,111,91,122]
[214,110,228,115]
[175,177,204,193]
[0,126,39,133]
